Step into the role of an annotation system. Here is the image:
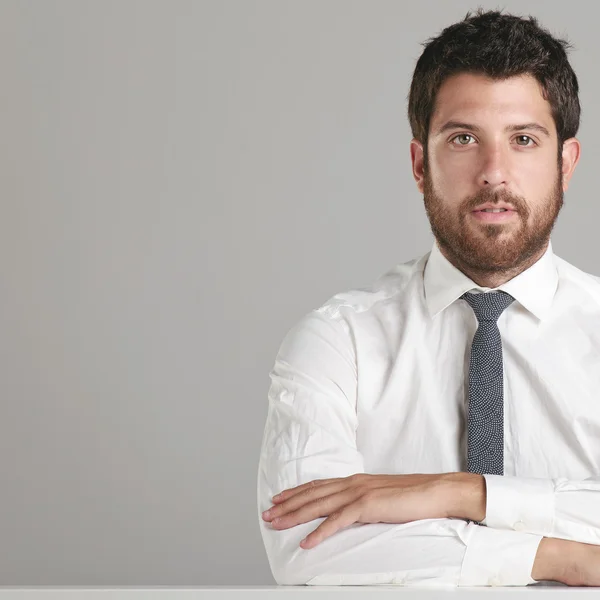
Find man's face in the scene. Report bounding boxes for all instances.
[419,72,564,273]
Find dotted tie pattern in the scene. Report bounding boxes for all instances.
[460,290,515,476]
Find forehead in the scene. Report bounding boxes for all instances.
[429,72,556,135]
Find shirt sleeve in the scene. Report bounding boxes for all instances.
[483,473,600,546]
[257,309,545,587]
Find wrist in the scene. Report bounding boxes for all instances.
[443,471,486,522]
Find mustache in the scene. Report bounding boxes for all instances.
[463,189,526,213]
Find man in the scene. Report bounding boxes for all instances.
[257,8,600,587]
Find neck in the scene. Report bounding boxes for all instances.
[436,240,549,289]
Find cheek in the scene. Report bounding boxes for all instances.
[514,160,559,198]
[428,160,471,200]
[514,155,547,176]
[430,150,477,186]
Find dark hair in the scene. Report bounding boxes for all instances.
[408,8,580,159]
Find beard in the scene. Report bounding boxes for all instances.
[422,161,564,273]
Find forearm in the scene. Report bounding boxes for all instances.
[531,537,600,585]
[531,537,568,582]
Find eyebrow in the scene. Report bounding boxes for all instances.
[435,120,551,138]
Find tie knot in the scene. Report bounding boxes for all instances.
[460,290,515,322]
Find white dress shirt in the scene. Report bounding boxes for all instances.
[257,238,600,587]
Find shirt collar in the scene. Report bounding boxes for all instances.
[423,238,559,321]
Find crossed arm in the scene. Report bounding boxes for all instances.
[261,470,487,548]
[258,310,600,586]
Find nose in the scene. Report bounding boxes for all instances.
[477,145,509,188]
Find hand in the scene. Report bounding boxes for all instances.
[261,472,456,549]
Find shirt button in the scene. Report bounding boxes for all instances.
[513,521,525,531]
[488,576,501,586]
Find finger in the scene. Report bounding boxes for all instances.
[266,481,352,521]
[271,478,339,503]
[300,506,360,549]
[270,488,359,529]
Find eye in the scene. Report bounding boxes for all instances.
[515,135,536,147]
[450,133,476,146]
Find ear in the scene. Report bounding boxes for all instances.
[410,138,425,193]
[561,137,581,192]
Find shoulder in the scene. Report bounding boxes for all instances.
[554,254,600,302]
[273,251,428,373]
[279,250,430,352]
[312,251,429,326]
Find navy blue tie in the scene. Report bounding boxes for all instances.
[460,291,515,475]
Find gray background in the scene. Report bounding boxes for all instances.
[0,0,596,586]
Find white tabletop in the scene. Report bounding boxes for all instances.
[0,584,597,600]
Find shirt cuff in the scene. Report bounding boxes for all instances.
[482,474,555,535]
[459,523,544,586]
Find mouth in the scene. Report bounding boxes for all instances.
[471,208,518,223]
